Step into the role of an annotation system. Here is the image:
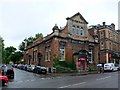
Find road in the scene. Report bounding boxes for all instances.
[3,68,119,88]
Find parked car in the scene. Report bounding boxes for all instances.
[104,63,118,71]
[26,65,31,71]
[4,64,14,79]
[23,64,28,71]
[27,65,35,72]
[114,63,120,70]
[33,66,47,74]
[17,64,25,70]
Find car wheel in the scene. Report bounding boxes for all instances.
[37,70,39,74]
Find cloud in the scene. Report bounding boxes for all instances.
[0,0,119,49]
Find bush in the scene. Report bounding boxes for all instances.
[86,65,97,72]
[53,54,76,73]
[55,65,71,73]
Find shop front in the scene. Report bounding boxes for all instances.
[108,52,120,64]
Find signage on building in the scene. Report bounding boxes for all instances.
[108,54,112,58]
[78,58,86,61]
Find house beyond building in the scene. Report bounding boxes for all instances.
[89,22,120,64]
[23,12,99,73]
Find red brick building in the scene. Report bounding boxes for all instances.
[23,12,99,72]
[89,22,120,64]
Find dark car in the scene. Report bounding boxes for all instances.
[33,66,47,74]
[4,64,14,79]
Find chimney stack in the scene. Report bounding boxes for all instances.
[103,22,106,26]
[111,23,115,30]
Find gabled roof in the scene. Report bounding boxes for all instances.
[66,12,88,24]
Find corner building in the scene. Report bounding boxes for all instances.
[24,12,99,73]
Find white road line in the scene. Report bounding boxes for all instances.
[58,82,86,88]
[96,76,111,81]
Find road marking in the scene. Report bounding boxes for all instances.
[58,82,86,88]
[96,76,111,81]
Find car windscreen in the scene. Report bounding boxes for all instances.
[40,67,46,69]
[7,65,13,69]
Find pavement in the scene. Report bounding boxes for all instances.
[47,71,99,77]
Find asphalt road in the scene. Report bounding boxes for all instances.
[3,68,119,88]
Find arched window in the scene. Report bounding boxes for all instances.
[80,27,84,36]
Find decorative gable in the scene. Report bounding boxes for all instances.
[66,12,88,37]
[66,12,88,24]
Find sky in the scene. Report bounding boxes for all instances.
[118,1,120,29]
[0,0,119,50]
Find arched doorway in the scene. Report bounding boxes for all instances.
[73,50,89,72]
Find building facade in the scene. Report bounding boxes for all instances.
[23,12,99,72]
[89,22,120,64]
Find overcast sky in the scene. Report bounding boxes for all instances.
[0,0,119,49]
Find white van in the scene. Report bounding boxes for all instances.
[104,63,118,71]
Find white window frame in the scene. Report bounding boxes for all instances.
[33,51,37,62]
[45,46,51,61]
[59,45,65,61]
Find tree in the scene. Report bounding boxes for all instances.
[5,46,16,53]
[4,46,17,64]
[34,33,43,40]
[8,51,23,64]
[0,36,4,64]
[19,41,25,51]
[19,33,43,52]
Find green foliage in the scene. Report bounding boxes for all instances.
[3,46,23,64]
[7,51,23,64]
[53,54,76,73]
[19,33,43,51]
[5,46,16,53]
[0,36,4,63]
[4,46,17,63]
[19,42,25,51]
[34,33,43,40]
[86,64,97,72]
[55,65,71,73]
